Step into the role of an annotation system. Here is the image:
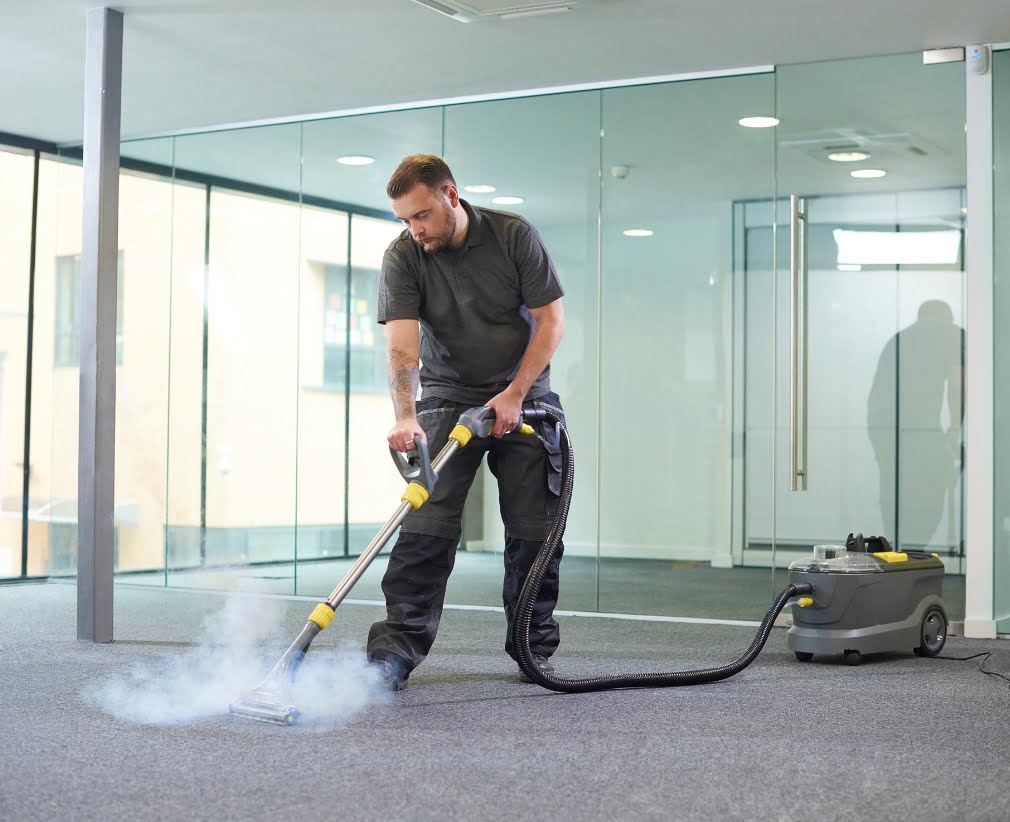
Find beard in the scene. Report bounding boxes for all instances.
[414,205,457,254]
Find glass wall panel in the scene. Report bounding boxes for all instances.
[443,92,601,610]
[0,148,35,578]
[160,174,211,585]
[100,140,182,582]
[345,212,408,556]
[166,125,304,593]
[290,204,350,593]
[600,74,776,618]
[112,138,209,587]
[30,156,84,577]
[296,109,441,599]
[994,48,1010,631]
[3,56,996,638]
[772,54,967,618]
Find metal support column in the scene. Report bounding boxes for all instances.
[964,45,997,639]
[78,7,123,642]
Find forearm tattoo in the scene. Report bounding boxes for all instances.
[388,347,419,421]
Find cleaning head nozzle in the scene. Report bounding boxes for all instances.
[228,624,317,725]
[229,688,301,725]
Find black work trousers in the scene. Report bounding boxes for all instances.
[367,392,566,674]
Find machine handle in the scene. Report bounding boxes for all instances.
[455,406,497,439]
[456,406,537,438]
[389,434,437,495]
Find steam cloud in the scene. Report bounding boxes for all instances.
[86,595,388,729]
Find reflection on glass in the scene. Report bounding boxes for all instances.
[868,300,963,552]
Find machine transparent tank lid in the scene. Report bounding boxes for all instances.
[788,544,884,573]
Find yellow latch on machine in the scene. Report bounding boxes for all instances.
[796,597,813,608]
[872,551,908,563]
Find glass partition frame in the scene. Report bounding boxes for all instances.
[0,51,1000,632]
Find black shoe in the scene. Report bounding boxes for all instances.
[369,655,409,691]
[518,654,554,683]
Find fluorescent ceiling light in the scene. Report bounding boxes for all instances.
[623,229,654,237]
[834,229,961,265]
[464,184,496,193]
[337,155,375,166]
[492,196,524,205]
[828,151,870,162]
[850,168,886,178]
[738,116,779,128]
[837,264,863,272]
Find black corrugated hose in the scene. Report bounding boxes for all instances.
[513,408,813,693]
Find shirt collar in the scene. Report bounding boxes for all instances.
[460,199,485,248]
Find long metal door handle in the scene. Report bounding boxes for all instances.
[789,195,809,491]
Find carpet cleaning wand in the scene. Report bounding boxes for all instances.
[228,407,527,724]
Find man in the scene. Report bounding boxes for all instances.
[366,153,567,690]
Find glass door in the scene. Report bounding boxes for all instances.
[739,54,967,617]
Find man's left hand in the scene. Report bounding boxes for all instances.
[486,388,523,438]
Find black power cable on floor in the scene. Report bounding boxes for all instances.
[935,651,1010,690]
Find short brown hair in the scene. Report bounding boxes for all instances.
[386,154,456,199]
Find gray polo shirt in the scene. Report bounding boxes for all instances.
[377,200,564,405]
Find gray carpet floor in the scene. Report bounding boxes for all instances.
[1,581,1005,822]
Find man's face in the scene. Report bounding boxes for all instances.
[391,183,458,254]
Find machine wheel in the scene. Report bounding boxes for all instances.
[843,650,861,666]
[914,606,948,657]
[794,651,814,662]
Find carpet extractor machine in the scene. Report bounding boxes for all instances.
[229,406,946,725]
[786,535,948,666]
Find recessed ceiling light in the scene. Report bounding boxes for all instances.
[850,169,887,179]
[828,151,870,162]
[337,155,375,166]
[623,229,654,237]
[738,117,779,128]
[464,184,496,193]
[491,196,524,205]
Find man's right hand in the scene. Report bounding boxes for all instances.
[388,418,426,453]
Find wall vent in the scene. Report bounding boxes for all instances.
[409,0,576,22]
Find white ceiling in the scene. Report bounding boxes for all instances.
[1,0,1008,144]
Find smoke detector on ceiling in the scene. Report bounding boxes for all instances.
[409,0,577,22]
